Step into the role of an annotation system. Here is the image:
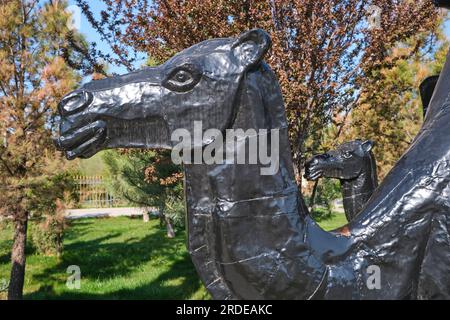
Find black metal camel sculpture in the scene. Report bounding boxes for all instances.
[420,75,440,118]
[56,28,450,299]
[305,140,378,222]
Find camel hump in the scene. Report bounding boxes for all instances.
[420,75,440,117]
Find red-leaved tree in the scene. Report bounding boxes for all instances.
[74,0,441,185]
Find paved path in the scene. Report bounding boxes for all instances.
[65,207,156,219]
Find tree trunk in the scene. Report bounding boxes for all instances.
[142,210,150,223]
[165,215,175,238]
[8,214,28,300]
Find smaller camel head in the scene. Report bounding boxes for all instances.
[304,139,374,181]
[55,29,271,160]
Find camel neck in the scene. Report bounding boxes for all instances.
[341,155,378,221]
[183,148,327,299]
[182,65,328,299]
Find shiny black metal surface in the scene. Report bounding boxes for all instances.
[56,28,450,299]
[435,0,450,9]
[305,140,378,222]
[420,75,440,117]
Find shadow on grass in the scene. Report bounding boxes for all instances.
[0,239,34,267]
[0,253,10,265]
[311,207,335,222]
[62,219,99,241]
[25,219,205,300]
[29,251,205,300]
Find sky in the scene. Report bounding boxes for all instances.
[446,19,450,38]
[68,1,450,76]
[67,0,146,75]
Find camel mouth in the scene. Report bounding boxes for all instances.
[304,166,323,181]
[54,120,107,160]
[55,89,109,159]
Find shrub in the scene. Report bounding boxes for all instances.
[25,171,78,256]
[310,178,341,220]
[103,149,185,236]
[29,200,68,256]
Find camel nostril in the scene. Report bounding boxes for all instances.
[58,91,93,116]
[305,157,319,169]
[60,121,71,136]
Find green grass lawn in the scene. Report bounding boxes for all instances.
[0,217,209,300]
[316,211,348,231]
[0,212,346,300]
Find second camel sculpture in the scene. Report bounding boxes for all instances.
[305,73,444,223]
[305,140,378,222]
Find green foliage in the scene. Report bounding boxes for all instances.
[316,178,341,205]
[335,21,450,180]
[163,197,185,228]
[29,215,68,257]
[25,171,78,256]
[0,169,79,257]
[25,172,79,217]
[309,178,341,220]
[102,150,185,229]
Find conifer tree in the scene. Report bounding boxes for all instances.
[0,0,84,299]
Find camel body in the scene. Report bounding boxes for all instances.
[185,59,450,299]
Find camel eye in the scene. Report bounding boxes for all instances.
[342,151,352,159]
[163,65,201,92]
[173,70,192,83]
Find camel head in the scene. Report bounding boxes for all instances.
[55,29,271,159]
[304,139,374,181]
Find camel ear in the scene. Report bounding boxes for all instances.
[361,140,374,153]
[232,29,271,70]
